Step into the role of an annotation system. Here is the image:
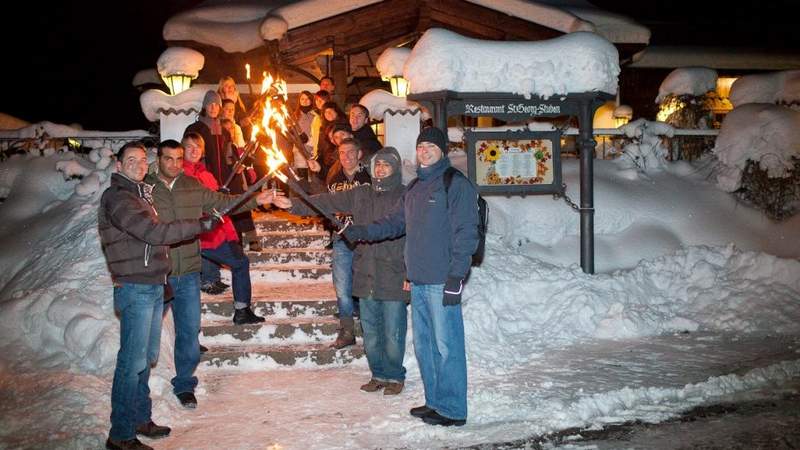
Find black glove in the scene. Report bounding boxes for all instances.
[299,132,309,144]
[199,215,223,233]
[341,224,369,244]
[443,277,463,306]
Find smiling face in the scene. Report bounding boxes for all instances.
[182,137,204,164]
[338,142,361,173]
[323,107,338,122]
[299,92,312,107]
[349,106,368,131]
[116,146,148,182]
[220,79,237,100]
[373,159,393,179]
[205,102,221,119]
[222,102,236,121]
[416,141,443,167]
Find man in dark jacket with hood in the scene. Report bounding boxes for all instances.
[344,127,479,427]
[349,104,382,161]
[275,147,409,395]
[99,141,220,450]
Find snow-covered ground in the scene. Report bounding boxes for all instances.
[0,142,798,448]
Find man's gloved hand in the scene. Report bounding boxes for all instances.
[199,215,223,233]
[443,277,463,306]
[340,224,369,244]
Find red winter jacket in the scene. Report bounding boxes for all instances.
[182,161,240,249]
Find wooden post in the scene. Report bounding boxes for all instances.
[331,43,347,108]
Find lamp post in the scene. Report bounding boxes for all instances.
[384,75,410,98]
[162,73,195,96]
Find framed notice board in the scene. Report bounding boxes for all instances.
[465,130,562,196]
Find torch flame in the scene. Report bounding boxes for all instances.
[247,71,292,182]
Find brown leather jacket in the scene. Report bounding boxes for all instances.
[98,173,201,285]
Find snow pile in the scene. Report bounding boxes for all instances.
[567,6,651,44]
[467,0,592,34]
[729,70,800,107]
[140,86,207,121]
[656,67,717,103]
[375,47,411,78]
[0,121,149,140]
[463,244,800,369]
[358,89,423,119]
[404,28,619,97]
[157,47,204,79]
[617,118,674,171]
[712,103,800,191]
[164,3,273,53]
[259,15,288,41]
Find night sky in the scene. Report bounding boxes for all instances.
[3,1,798,132]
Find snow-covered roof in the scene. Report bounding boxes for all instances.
[0,121,149,139]
[157,47,205,79]
[163,2,280,53]
[656,67,717,103]
[630,46,800,70]
[165,0,649,54]
[713,103,800,192]
[729,70,800,107]
[375,47,411,79]
[404,28,619,97]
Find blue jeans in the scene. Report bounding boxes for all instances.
[359,297,408,383]
[201,257,221,286]
[167,272,200,394]
[411,283,467,420]
[109,283,164,441]
[201,241,251,307]
[331,238,355,318]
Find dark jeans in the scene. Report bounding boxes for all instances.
[167,272,201,394]
[201,241,252,307]
[359,297,407,382]
[109,283,163,441]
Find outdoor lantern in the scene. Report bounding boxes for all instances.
[162,73,195,96]
[385,76,410,98]
[613,105,633,127]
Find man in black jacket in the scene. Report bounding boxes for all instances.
[349,104,382,162]
[99,141,219,450]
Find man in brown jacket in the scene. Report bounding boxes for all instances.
[99,141,220,450]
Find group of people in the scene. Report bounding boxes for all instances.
[98,76,480,450]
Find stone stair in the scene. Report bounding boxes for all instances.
[199,210,364,367]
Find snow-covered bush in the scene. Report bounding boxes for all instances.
[655,68,719,160]
[617,118,673,172]
[713,103,800,219]
[729,70,800,108]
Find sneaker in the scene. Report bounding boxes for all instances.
[105,438,153,450]
[200,282,226,295]
[176,391,197,409]
[360,379,385,392]
[410,405,434,418]
[233,306,266,325]
[421,411,466,427]
[135,421,171,439]
[383,381,404,396]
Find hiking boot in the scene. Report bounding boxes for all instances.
[383,381,404,396]
[135,421,171,439]
[200,282,226,295]
[360,379,385,392]
[233,306,265,325]
[105,438,153,450]
[410,405,434,418]
[331,317,355,349]
[422,411,466,427]
[176,391,197,409]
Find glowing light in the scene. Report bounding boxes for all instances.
[382,76,410,98]
[162,74,194,96]
[245,63,251,80]
[657,98,683,122]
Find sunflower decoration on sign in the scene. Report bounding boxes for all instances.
[478,141,503,162]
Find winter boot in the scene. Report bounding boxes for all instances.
[383,381,404,396]
[331,317,356,349]
[233,306,266,325]
[360,379,385,392]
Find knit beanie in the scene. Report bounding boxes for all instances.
[416,126,448,154]
[203,90,222,109]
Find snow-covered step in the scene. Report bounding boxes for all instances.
[200,316,361,345]
[201,343,364,367]
[201,282,338,318]
[248,247,332,265]
[254,215,325,233]
[249,264,332,283]
[256,231,330,249]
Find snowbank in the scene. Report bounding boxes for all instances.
[712,103,800,191]
[656,67,717,103]
[0,121,149,139]
[403,28,619,97]
[729,70,800,107]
